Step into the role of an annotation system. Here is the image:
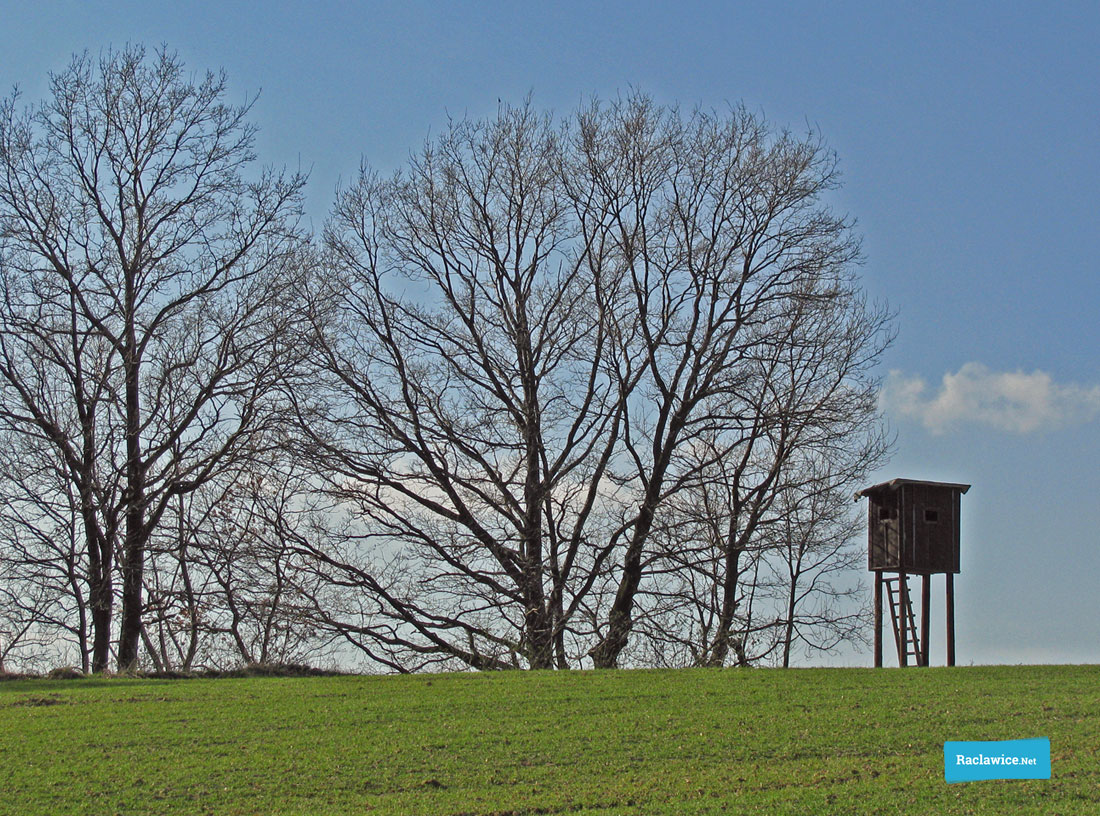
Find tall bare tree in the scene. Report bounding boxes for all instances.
[301,104,622,670]
[300,95,890,670]
[576,100,887,667]
[0,46,308,670]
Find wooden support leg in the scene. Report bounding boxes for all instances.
[921,573,931,667]
[946,573,956,667]
[898,571,908,668]
[874,572,882,668]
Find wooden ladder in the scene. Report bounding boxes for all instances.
[883,576,923,666]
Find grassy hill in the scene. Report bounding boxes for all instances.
[2,665,1097,815]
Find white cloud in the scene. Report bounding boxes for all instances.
[881,362,1100,434]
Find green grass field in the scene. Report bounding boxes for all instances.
[1,665,1097,815]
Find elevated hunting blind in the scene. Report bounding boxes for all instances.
[855,479,970,668]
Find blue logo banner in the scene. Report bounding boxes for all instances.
[944,738,1051,782]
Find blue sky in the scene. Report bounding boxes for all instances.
[3,1,1097,666]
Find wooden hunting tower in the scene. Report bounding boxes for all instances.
[855,479,970,668]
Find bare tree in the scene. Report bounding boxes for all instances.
[298,95,890,670]
[767,465,870,668]
[557,97,889,667]
[0,45,308,670]
[0,547,64,673]
[0,416,106,671]
[634,440,887,668]
[156,461,332,670]
[299,103,622,670]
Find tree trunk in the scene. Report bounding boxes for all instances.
[706,535,745,667]
[118,318,145,671]
[590,498,659,668]
[87,531,113,673]
[591,421,681,669]
[782,587,797,669]
[117,518,146,670]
